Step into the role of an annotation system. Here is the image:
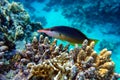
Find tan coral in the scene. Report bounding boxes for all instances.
[95,50,112,67]
[75,39,117,80]
[77,49,86,63]
[50,39,57,52]
[10,34,119,80]
[99,62,114,70]
[28,52,71,80]
[98,68,109,78]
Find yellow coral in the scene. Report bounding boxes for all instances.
[98,68,109,77]
[21,35,119,80]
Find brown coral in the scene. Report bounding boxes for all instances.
[12,34,118,80]
[0,34,118,80]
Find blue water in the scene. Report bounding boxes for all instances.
[13,0,120,74]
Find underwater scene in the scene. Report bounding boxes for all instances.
[0,0,120,80]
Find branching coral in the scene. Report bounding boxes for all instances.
[75,40,116,80]
[0,0,120,80]
[27,52,71,80]
[0,34,119,80]
[9,35,119,80]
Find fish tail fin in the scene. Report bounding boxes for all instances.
[88,39,99,45]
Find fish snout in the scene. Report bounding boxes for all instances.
[37,30,45,32]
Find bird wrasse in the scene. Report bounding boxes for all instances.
[37,26,98,45]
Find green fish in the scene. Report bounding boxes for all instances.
[37,26,98,45]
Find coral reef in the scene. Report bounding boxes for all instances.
[3,35,118,80]
[0,0,43,50]
[46,0,120,21]
[45,0,120,34]
[0,0,120,80]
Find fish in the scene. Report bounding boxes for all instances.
[37,26,98,45]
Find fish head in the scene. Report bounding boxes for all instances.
[37,29,60,38]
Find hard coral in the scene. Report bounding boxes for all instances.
[0,0,43,51]
[12,34,118,80]
[0,34,119,80]
[9,2,24,14]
